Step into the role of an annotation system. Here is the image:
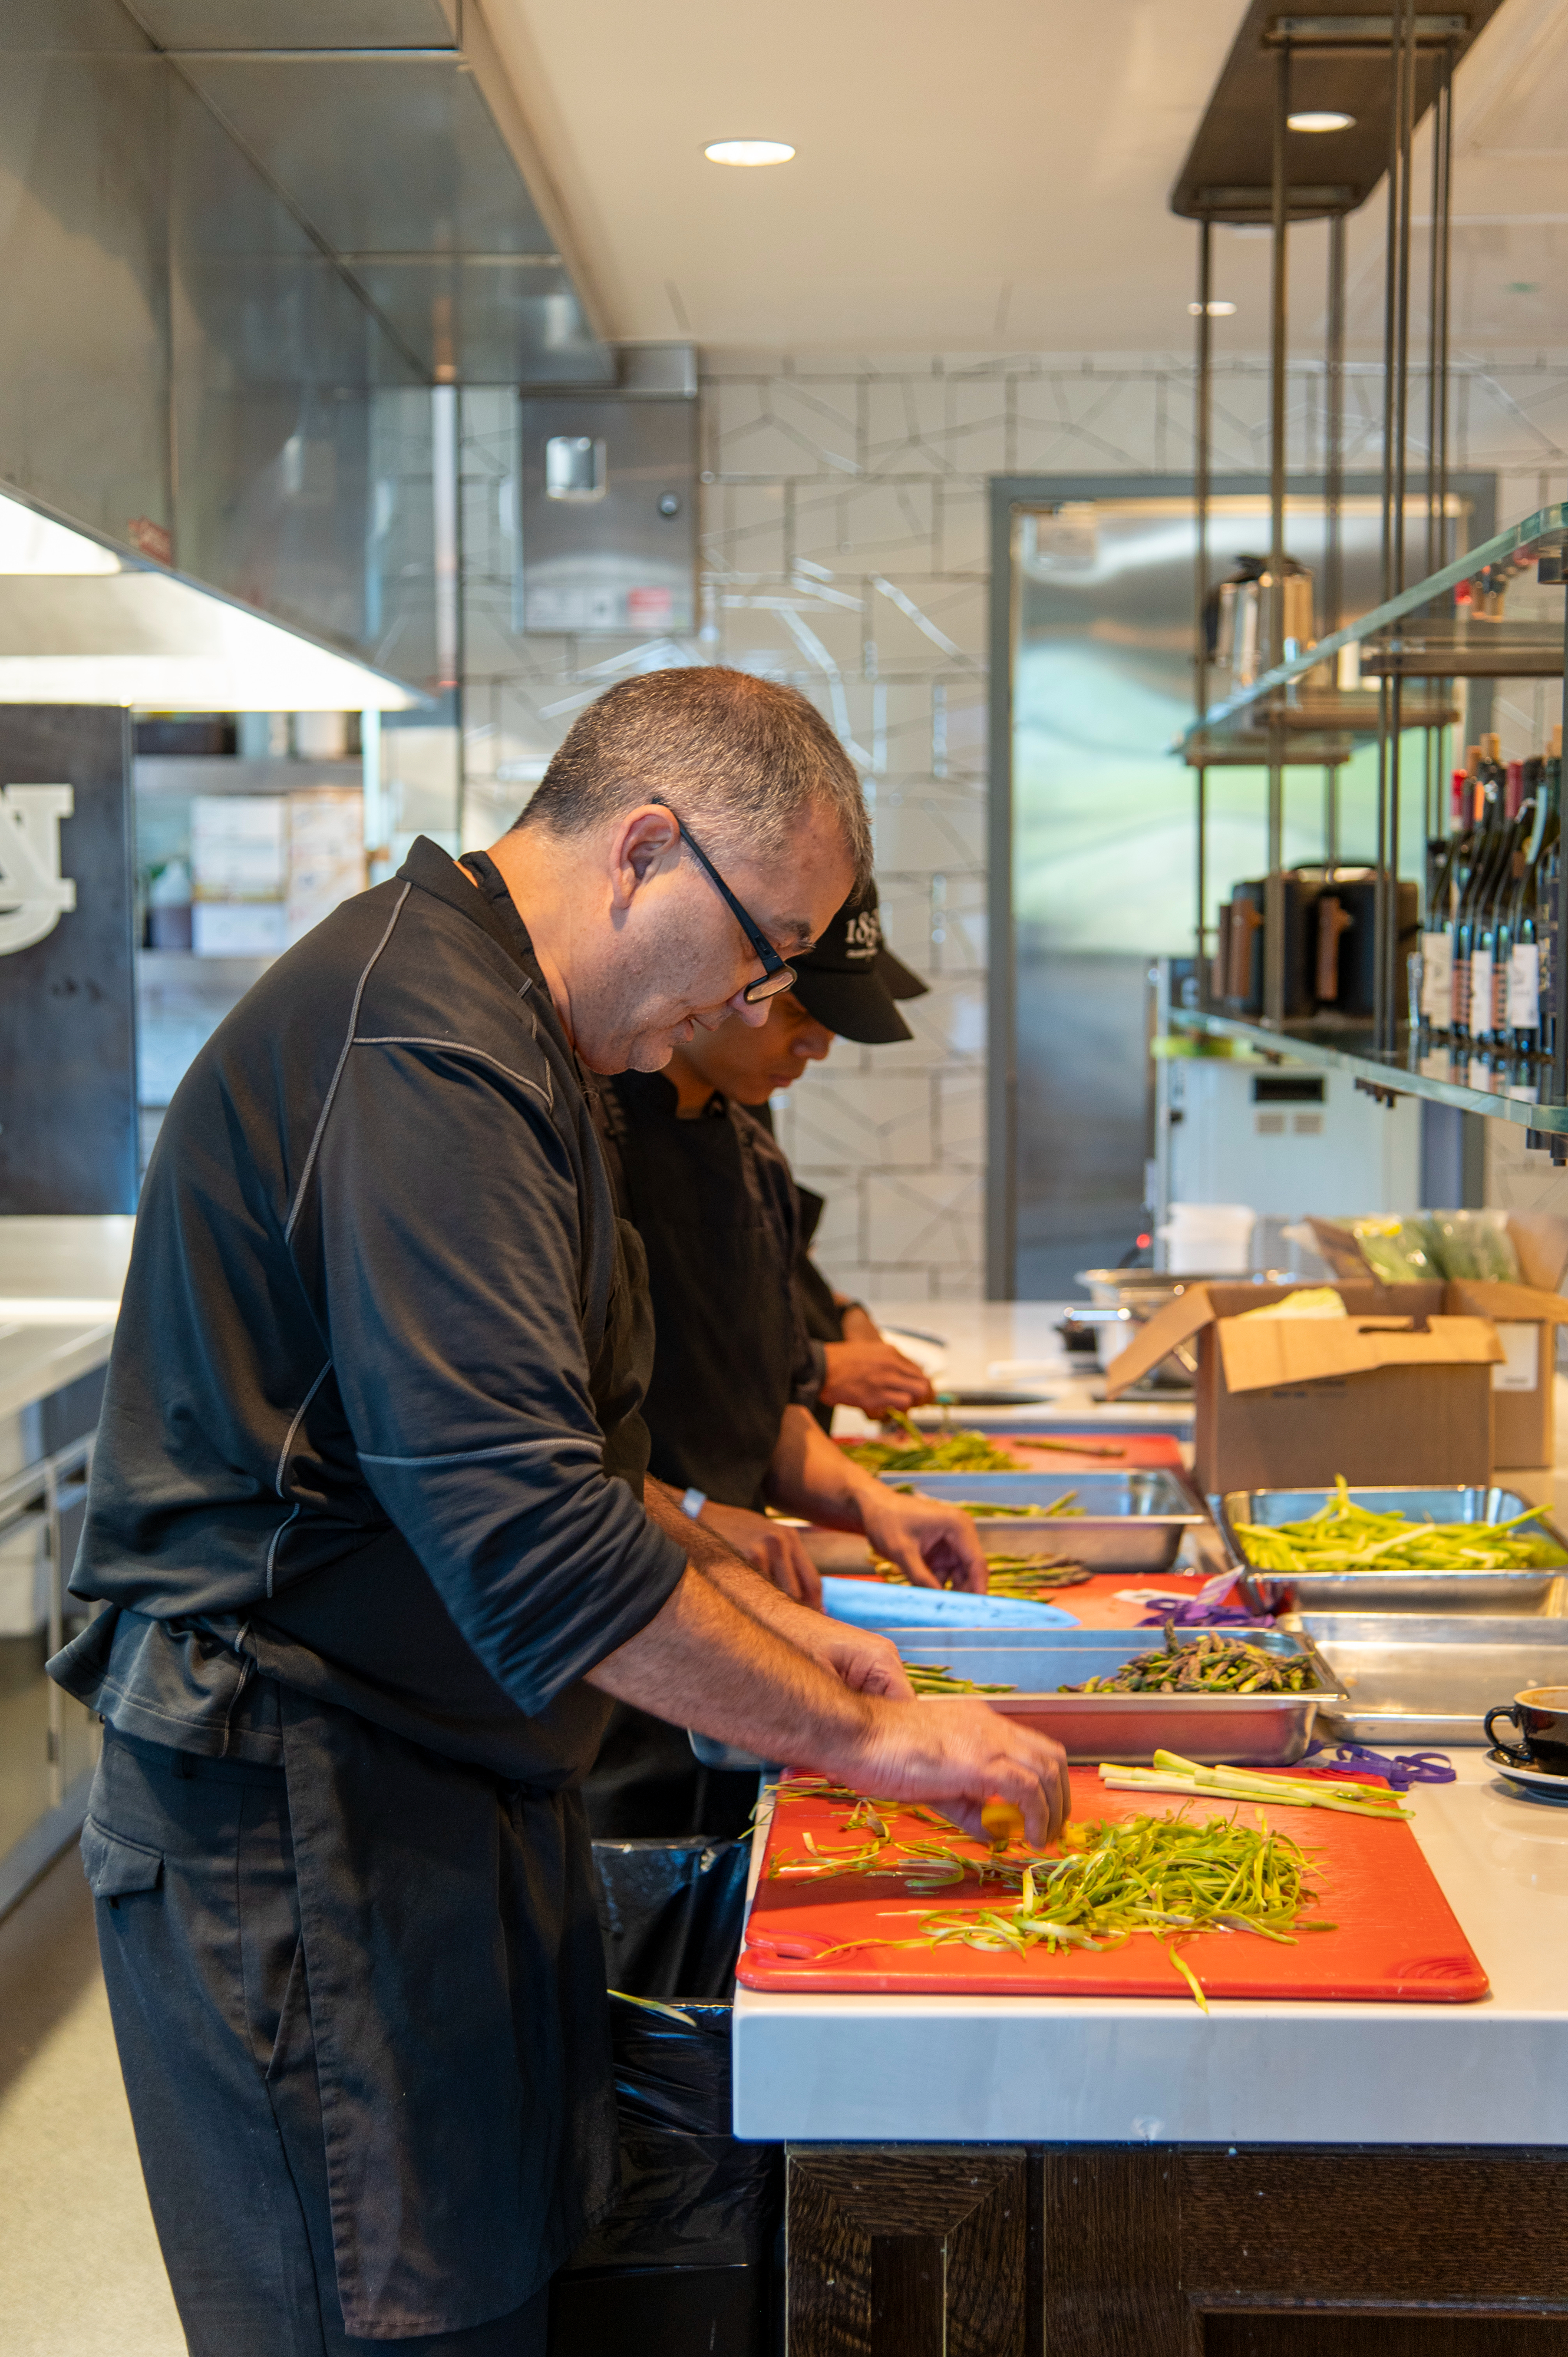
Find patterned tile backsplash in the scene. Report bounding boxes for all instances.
[460,349,1568,1299]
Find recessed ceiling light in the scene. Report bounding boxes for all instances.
[1189,299,1237,316]
[704,139,795,167]
[1289,110,1355,132]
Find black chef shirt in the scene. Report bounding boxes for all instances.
[50,838,688,2334]
[596,1072,821,1510]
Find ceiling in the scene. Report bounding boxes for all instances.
[477,0,1568,359]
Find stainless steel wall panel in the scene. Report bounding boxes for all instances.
[0,705,137,1214]
[0,17,171,551]
[163,51,608,384]
[519,397,697,636]
[131,0,451,47]
[167,76,435,678]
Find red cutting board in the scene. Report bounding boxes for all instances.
[1006,1434,1191,1475]
[738,1771,1488,2005]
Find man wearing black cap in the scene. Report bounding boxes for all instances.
[749,878,936,1437]
[596,880,970,1613]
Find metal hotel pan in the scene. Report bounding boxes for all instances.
[1292,1613,1568,1747]
[884,1627,1340,1767]
[879,1469,1204,1576]
[1216,1485,1568,1616]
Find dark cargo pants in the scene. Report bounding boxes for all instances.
[84,1727,550,2356]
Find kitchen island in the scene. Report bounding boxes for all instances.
[740,1529,1568,2349]
[768,1288,1568,2348]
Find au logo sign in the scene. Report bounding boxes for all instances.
[0,784,76,955]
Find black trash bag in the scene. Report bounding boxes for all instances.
[552,1838,783,2355]
[566,2000,778,2273]
[591,1834,751,2001]
[582,1701,760,1839]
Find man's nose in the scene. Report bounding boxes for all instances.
[725,989,772,1028]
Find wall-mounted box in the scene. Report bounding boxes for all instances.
[519,390,697,636]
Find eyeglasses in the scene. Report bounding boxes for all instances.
[649,796,798,1005]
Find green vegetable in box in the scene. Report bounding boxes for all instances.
[1349,1216,1441,1286]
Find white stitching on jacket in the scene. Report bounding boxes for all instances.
[359,1436,599,1469]
[273,1359,333,1498]
[353,1035,553,1107]
[283,883,411,1244]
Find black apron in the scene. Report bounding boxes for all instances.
[57,1214,659,2337]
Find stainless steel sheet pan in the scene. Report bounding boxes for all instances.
[886,1626,1338,1766]
[1216,1485,1568,1615]
[881,1469,1205,1575]
[1293,1612,1568,1745]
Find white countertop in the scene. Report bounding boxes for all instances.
[0,1216,133,1422]
[732,1750,1568,2145]
[867,1298,1192,1436]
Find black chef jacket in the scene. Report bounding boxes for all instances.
[744,1101,849,1435]
[50,839,687,2336]
[595,1072,821,1511]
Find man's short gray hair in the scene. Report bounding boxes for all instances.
[512,667,872,891]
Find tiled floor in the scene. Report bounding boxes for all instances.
[0,1850,184,2356]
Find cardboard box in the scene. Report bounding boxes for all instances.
[1308,1212,1568,1471]
[1104,1282,1513,1495]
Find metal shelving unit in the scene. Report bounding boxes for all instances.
[1172,3,1567,1148]
[1183,507,1568,1133]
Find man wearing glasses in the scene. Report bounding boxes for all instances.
[54,665,1068,2356]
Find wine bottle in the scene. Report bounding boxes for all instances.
[1506,755,1549,1065]
[1494,764,1537,1048]
[1473,787,1530,1057]
[1450,752,1499,1043]
[1533,725,1563,1062]
[1420,767,1469,1032]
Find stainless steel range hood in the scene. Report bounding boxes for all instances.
[0,484,427,710]
[123,0,615,386]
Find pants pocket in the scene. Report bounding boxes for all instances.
[81,1814,164,1909]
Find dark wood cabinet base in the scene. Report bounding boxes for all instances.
[785,2145,1568,2355]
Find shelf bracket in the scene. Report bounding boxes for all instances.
[1354,1077,1407,1108]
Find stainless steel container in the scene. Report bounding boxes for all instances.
[887,1627,1338,1767]
[878,1469,1205,1575]
[1295,1613,1568,1746]
[1216,1485,1568,1616]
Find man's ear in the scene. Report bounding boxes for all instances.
[609,804,681,908]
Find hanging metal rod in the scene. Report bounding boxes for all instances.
[1196,183,1353,211]
[330,252,563,268]
[1266,15,1466,39]
[159,48,464,62]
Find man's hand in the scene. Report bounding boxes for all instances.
[778,1612,913,1700]
[859,1488,989,1594]
[820,1340,933,1415]
[844,1699,1069,1848]
[699,1500,823,1608]
[587,1563,1064,1845]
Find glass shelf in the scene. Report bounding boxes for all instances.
[1184,501,1568,751]
[1179,1010,1568,1136]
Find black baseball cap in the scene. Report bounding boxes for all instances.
[789,880,927,1044]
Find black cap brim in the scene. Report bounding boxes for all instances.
[790,964,913,1044]
[877,946,928,1001]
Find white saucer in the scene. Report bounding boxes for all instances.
[1487,1747,1568,1804]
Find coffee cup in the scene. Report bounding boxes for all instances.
[1485,1687,1568,1776]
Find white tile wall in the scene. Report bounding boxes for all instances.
[460,350,1568,1298]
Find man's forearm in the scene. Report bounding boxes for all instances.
[643,1475,833,1651]
[763,1404,890,1533]
[585,1564,872,1768]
